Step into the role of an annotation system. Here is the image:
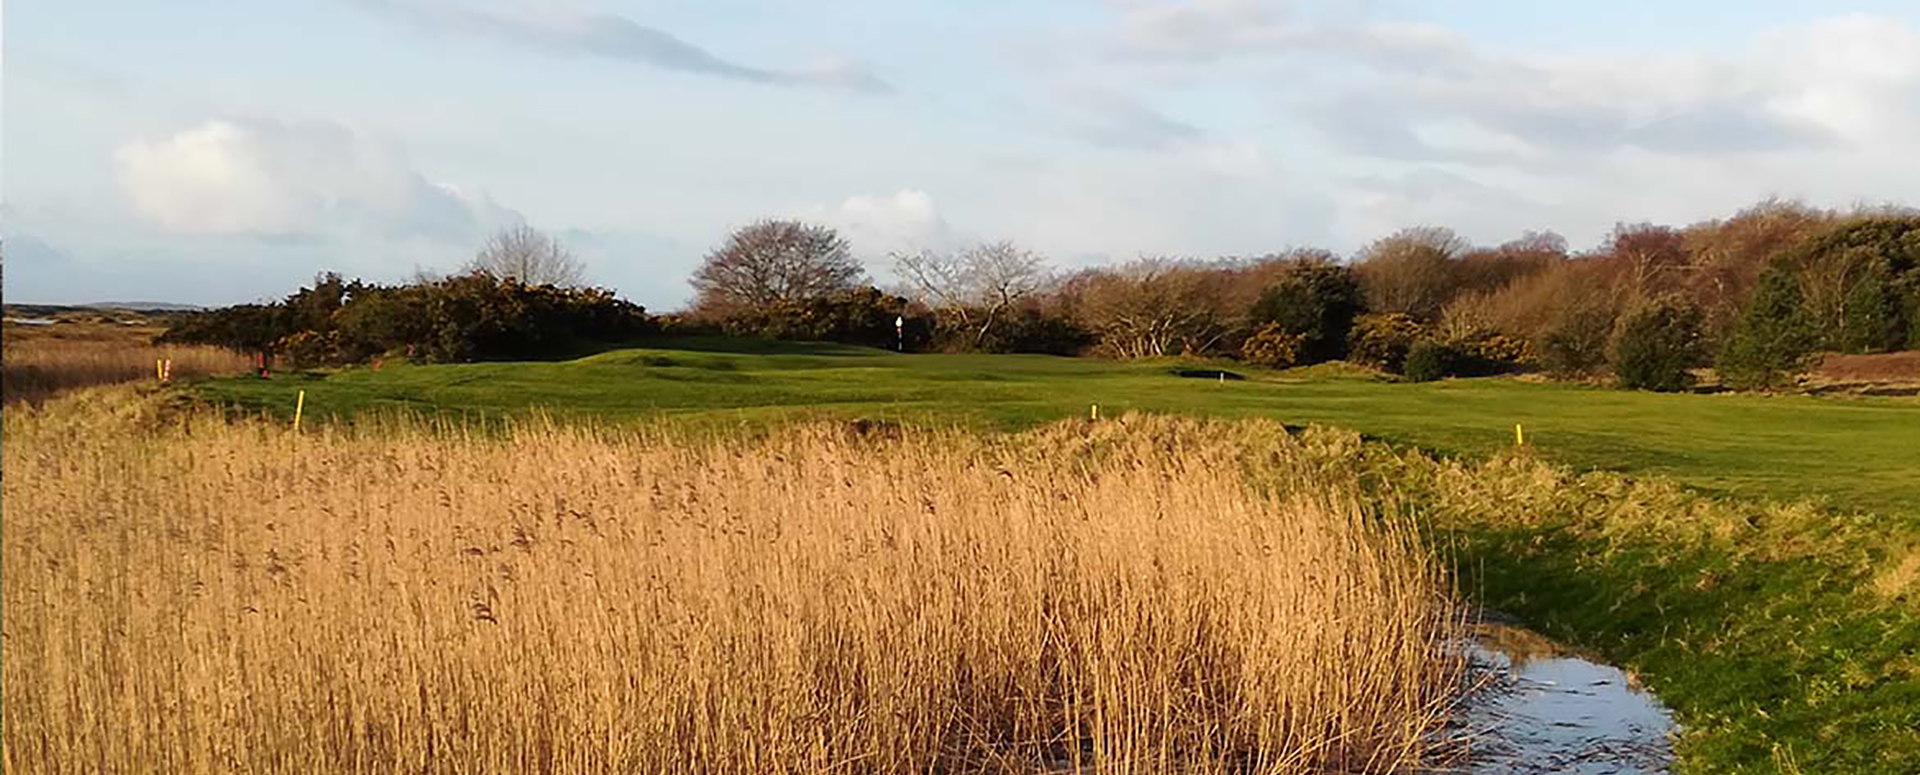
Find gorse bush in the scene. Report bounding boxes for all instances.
[1348,313,1428,373]
[719,286,933,350]
[1247,260,1366,364]
[1447,329,1528,374]
[1240,323,1307,368]
[1611,299,1704,392]
[160,273,655,366]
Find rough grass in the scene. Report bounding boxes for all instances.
[3,323,251,405]
[2,390,1466,775]
[1326,444,1920,772]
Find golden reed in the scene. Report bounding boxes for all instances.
[2,335,251,405]
[3,392,1465,774]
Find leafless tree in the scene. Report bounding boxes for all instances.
[691,220,865,314]
[1354,226,1472,320]
[1068,259,1238,358]
[466,225,587,287]
[1682,199,1834,337]
[1604,223,1690,301]
[894,241,1049,347]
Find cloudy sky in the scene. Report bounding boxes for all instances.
[8,0,1920,310]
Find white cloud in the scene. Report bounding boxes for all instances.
[1098,3,1920,163]
[342,0,891,92]
[115,118,522,240]
[1049,4,1920,253]
[1051,86,1205,150]
[803,189,959,259]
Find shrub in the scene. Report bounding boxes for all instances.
[276,330,344,369]
[1347,313,1427,373]
[413,275,654,362]
[1240,324,1307,368]
[1611,299,1704,392]
[333,288,432,359]
[156,304,294,353]
[941,306,1092,355]
[1401,340,1459,382]
[721,287,933,351]
[1449,330,1529,372]
[1718,269,1818,390]
[1538,307,1616,379]
[160,273,655,365]
[1246,261,1366,363]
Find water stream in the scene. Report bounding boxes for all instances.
[1457,623,1677,774]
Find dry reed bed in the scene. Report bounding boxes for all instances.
[2,394,1465,774]
[1,334,252,405]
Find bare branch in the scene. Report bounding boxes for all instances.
[692,220,866,314]
[466,225,587,288]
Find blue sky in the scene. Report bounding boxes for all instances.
[8,0,1920,311]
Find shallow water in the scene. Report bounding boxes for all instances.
[1459,627,1676,774]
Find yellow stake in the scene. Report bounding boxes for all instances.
[1515,423,1525,446]
[293,390,306,433]
[157,359,165,381]
[1091,403,1100,421]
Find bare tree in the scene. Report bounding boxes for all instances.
[1068,259,1237,358]
[1354,226,1472,320]
[894,241,1048,347]
[1682,199,1834,337]
[466,225,587,287]
[1603,223,1690,301]
[692,220,866,314]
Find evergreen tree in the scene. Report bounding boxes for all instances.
[1612,298,1703,392]
[1717,269,1818,390]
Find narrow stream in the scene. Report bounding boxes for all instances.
[1459,624,1677,774]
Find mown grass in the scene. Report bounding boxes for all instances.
[185,337,1920,772]
[196,337,1920,517]
[3,392,1466,775]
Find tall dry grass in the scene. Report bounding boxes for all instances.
[2,393,1466,774]
[1,331,252,405]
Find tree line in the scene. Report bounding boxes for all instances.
[163,199,1920,392]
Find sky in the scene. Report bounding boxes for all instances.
[7,0,1920,311]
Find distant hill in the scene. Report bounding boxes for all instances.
[5,302,204,316]
[81,301,206,312]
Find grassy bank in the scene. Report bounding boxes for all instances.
[1351,446,1920,772]
[3,393,1463,774]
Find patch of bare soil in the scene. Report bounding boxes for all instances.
[1805,351,1920,397]
[1816,351,1920,382]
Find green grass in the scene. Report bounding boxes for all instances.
[198,336,1920,517]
